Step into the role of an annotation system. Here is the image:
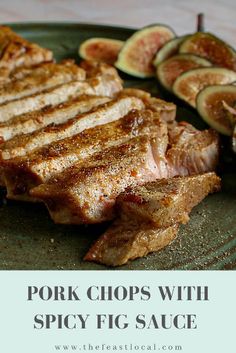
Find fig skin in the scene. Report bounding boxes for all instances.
[173,67,236,108]
[115,24,175,78]
[153,35,189,66]
[79,38,124,65]
[196,84,236,136]
[179,32,236,71]
[157,54,211,91]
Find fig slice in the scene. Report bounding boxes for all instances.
[179,32,236,71]
[173,67,236,108]
[153,35,189,66]
[157,54,211,91]
[79,37,124,65]
[196,84,236,135]
[115,24,175,78]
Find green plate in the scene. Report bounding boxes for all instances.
[0,23,235,270]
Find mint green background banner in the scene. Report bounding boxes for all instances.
[0,271,235,353]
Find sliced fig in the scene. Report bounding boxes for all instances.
[115,24,175,78]
[79,38,124,65]
[179,32,236,71]
[173,67,236,108]
[157,54,211,91]
[196,85,236,135]
[153,35,189,66]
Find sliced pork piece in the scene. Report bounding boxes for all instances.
[2,110,160,201]
[0,71,123,123]
[85,173,220,266]
[0,95,110,141]
[0,96,144,160]
[167,121,220,176]
[120,88,176,122]
[84,222,178,267]
[80,60,122,79]
[0,25,53,81]
[116,173,221,227]
[30,132,169,224]
[0,60,85,105]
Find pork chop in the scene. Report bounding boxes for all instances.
[116,173,221,227]
[0,96,144,159]
[0,60,85,105]
[167,121,220,176]
[2,110,160,201]
[120,88,176,122]
[0,70,123,123]
[30,132,168,224]
[84,222,179,266]
[85,172,220,266]
[0,95,110,141]
[0,25,53,81]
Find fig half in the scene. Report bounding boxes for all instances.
[79,38,124,65]
[115,24,175,78]
[196,85,236,135]
[153,35,188,66]
[179,32,236,71]
[157,54,211,91]
[173,67,236,108]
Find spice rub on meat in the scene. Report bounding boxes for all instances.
[0,26,222,267]
[85,173,221,266]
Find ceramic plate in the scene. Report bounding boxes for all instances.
[0,23,235,270]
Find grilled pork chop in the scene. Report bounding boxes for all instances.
[0,25,53,81]
[0,70,123,123]
[30,132,168,224]
[30,119,219,224]
[167,122,220,176]
[84,222,179,267]
[0,60,85,105]
[2,110,160,201]
[0,95,110,141]
[85,173,220,266]
[120,88,176,122]
[115,173,221,227]
[0,96,144,159]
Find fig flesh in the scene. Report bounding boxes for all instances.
[157,54,211,91]
[79,38,124,65]
[196,85,236,135]
[173,67,236,108]
[179,32,236,71]
[153,35,188,66]
[115,24,175,78]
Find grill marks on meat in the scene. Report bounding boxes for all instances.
[0,96,144,160]
[0,71,123,123]
[0,95,110,141]
[30,132,168,224]
[2,110,159,201]
[0,28,221,267]
[85,173,221,266]
[0,25,53,81]
[0,60,85,105]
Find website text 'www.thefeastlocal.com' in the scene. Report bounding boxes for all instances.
[54,343,183,351]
